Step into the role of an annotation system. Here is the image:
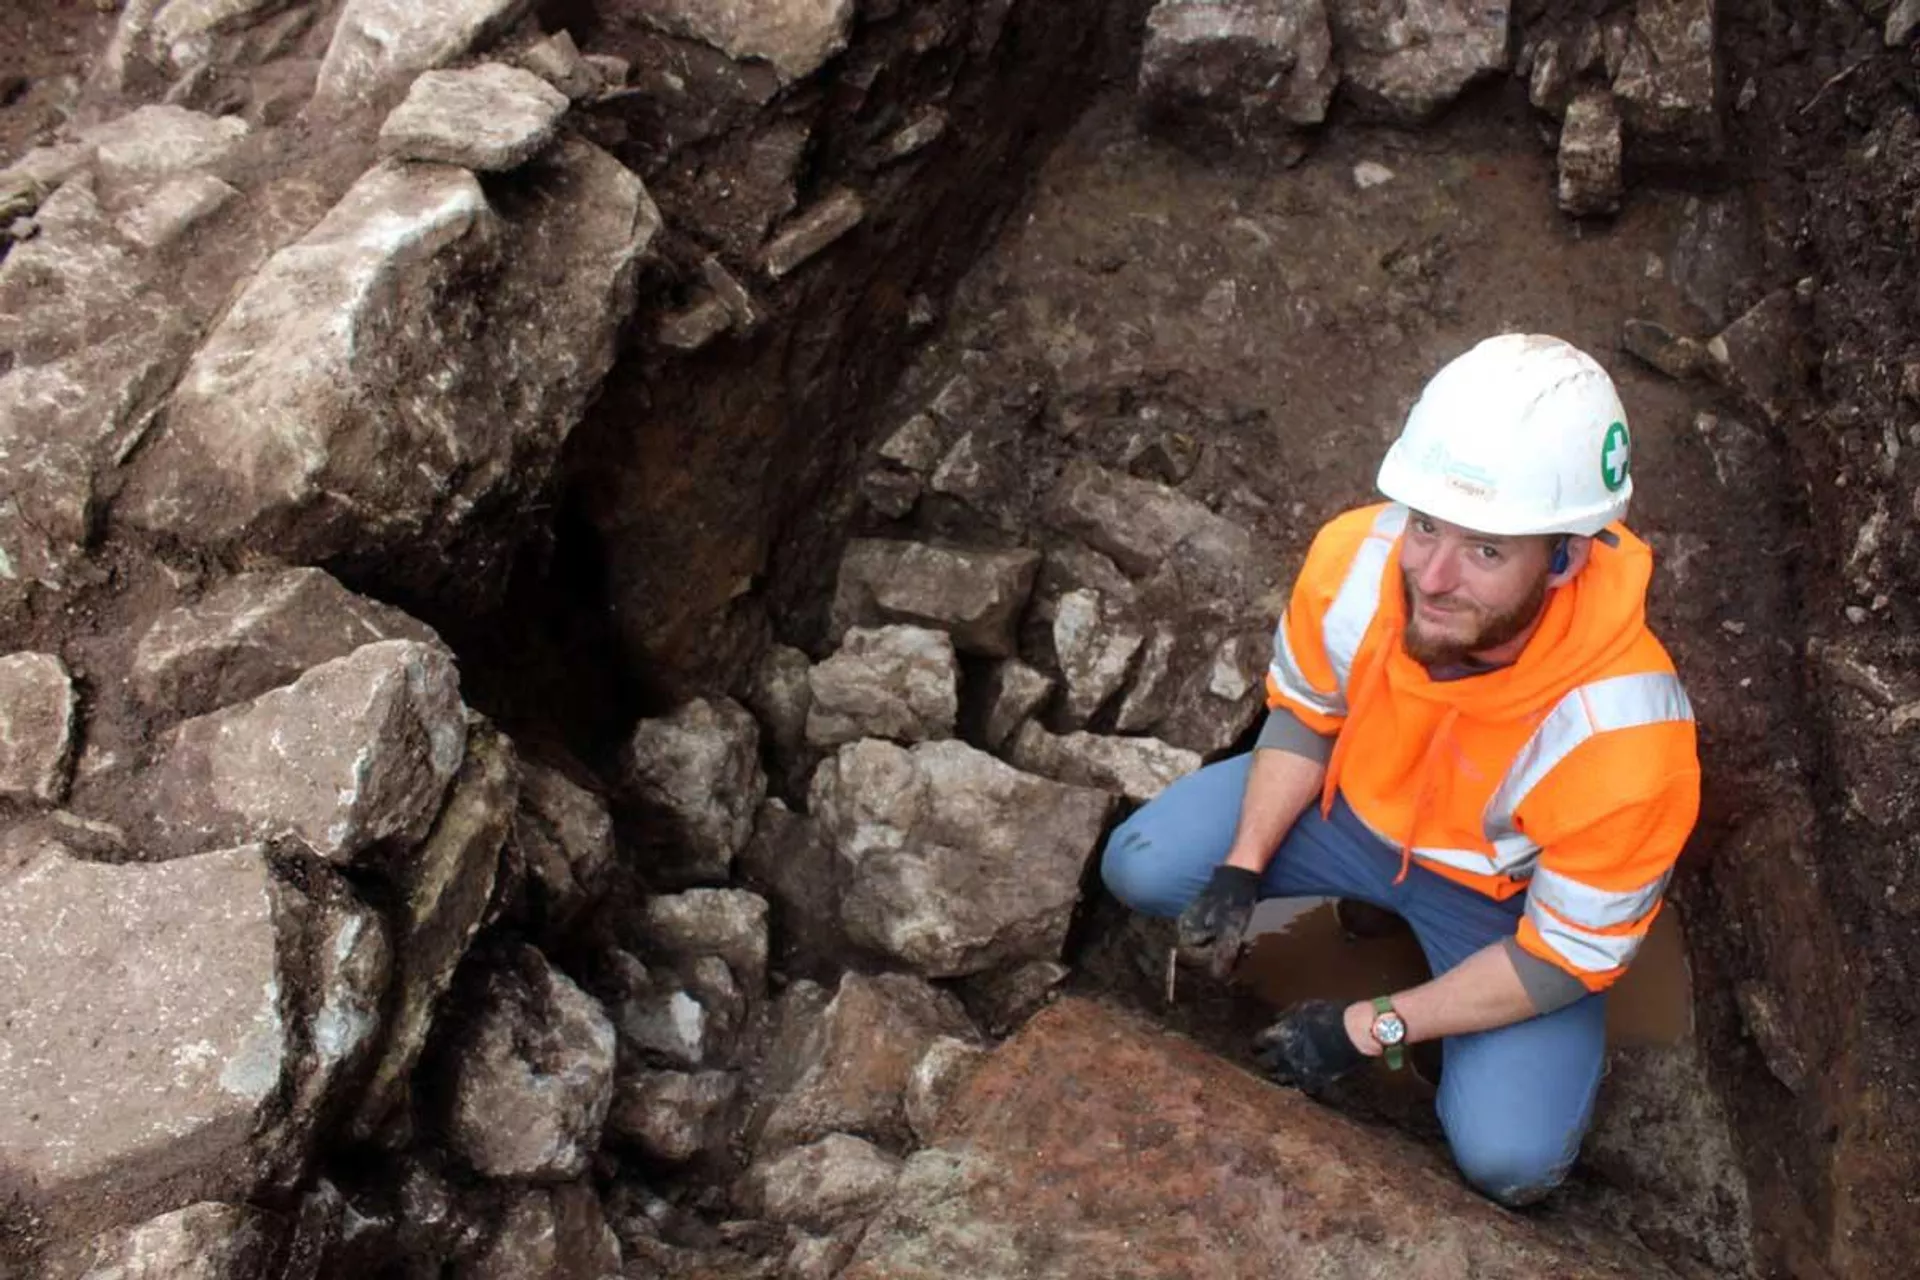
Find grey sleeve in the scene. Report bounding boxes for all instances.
[1502,936,1589,1015]
[1255,707,1337,764]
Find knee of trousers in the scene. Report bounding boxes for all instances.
[1098,817,1184,917]
[1442,1114,1579,1209]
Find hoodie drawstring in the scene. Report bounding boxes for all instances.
[1321,627,1462,886]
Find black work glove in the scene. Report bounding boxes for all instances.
[1176,865,1261,980]
[1253,999,1368,1093]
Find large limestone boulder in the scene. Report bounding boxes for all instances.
[805,624,959,748]
[1050,588,1144,726]
[808,739,1114,977]
[132,568,437,723]
[378,64,571,171]
[0,846,288,1231]
[146,640,467,864]
[121,140,660,612]
[1325,0,1512,122]
[0,652,77,804]
[1138,0,1338,152]
[83,104,250,195]
[756,973,977,1153]
[633,0,857,83]
[314,0,538,111]
[443,945,617,1181]
[844,998,1687,1278]
[620,697,766,885]
[829,540,1040,658]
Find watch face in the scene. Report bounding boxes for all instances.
[1372,1012,1408,1046]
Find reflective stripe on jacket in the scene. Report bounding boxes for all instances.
[1264,503,1700,991]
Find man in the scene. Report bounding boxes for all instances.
[1100,334,1700,1208]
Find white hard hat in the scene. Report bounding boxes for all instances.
[1376,334,1633,537]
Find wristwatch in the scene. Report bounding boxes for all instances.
[1369,996,1408,1071]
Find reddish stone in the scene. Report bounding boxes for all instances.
[844,998,1681,1279]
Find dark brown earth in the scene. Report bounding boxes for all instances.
[0,1,111,164]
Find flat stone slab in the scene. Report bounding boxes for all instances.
[635,0,856,82]
[315,0,537,110]
[844,998,1684,1279]
[0,845,285,1228]
[379,64,570,171]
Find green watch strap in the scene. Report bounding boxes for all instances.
[1371,995,1405,1071]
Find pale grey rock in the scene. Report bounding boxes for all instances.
[1891,0,1920,47]
[639,888,771,995]
[1113,627,1178,733]
[0,323,194,589]
[314,0,536,110]
[464,1184,623,1280]
[810,739,1114,977]
[1051,589,1144,727]
[1046,458,1253,586]
[877,107,948,162]
[122,141,660,611]
[785,1229,863,1280]
[1325,0,1511,122]
[736,1134,902,1231]
[445,945,616,1180]
[1007,722,1201,804]
[0,845,285,1228]
[277,887,391,1150]
[977,659,1054,752]
[79,1202,279,1280]
[116,172,238,250]
[1707,290,1797,424]
[352,722,515,1140]
[621,696,766,884]
[763,188,865,279]
[806,625,959,748]
[520,29,601,99]
[1611,0,1720,162]
[512,759,616,932]
[1525,22,1601,116]
[0,143,93,215]
[635,0,856,82]
[0,652,77,804]
[379,64,570,171]
[756,972,975,1152]
[1036,542,1138,611]
[98,0,309,92]
[877,412,946,474]
[84,105,249,193]
[905,1036,989,1145]
[1138,0,1337,150]
[1558,89,1623,217]
[603,950,740,1069]
[149,640,467,863]
[0,176,140,352]
[927,430,1002,506]
[607,1069,738,1162]
[958,960,1072,1036]
[133,567,436,722]
[585,52,632,88]
[830,540,1041,657]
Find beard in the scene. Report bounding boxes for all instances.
[1401,569,1549,667]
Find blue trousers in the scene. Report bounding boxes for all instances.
[1101,753,1606,1206]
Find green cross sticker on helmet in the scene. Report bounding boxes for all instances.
[1601,420,1630,492]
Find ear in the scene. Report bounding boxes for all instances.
[1547,536,1591,588]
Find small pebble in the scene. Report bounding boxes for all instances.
[1352,161,1396,190]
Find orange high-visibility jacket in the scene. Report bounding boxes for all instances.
[1265,503,1700,992]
